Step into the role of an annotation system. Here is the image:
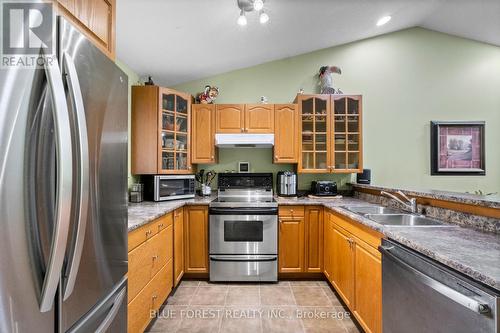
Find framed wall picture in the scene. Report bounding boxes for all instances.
[430,121,485,175]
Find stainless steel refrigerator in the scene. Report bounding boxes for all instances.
[0,16,128,332]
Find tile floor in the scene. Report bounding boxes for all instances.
[146,280,363,333]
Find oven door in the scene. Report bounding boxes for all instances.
[155,176,194,201]
[209,208,277,255]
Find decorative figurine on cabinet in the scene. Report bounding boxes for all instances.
[318,66,342,94]
[196,85,220,104]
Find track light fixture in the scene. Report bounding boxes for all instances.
[236,0,269,26]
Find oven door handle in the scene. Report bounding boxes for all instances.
[380,245,491,315]
[210,255,277,262]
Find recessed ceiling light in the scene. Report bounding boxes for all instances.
[237,10,247,26]
[376,15,391,26]
[253,0,264,11]
[259,11,269,24]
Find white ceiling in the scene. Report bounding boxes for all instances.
[116,0,500,86]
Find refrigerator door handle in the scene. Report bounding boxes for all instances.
[94,286,126,333]
[39,50,74,312]
[62,52,90,301]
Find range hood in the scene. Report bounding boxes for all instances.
[215,133,274,148]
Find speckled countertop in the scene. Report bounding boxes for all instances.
[327,205,500,292]
[352,183,500,209]
[128,195,500,291]
[128,195,216,231]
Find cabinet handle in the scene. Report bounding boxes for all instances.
[158,223,164,229]
[241,127,244,132]
[146,230,152,237]
[211,155,214,159]
[152,255,158,261]
[275,155,278,159]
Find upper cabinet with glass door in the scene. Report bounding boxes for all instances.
[297,95,331,173]
[297,94,362,174]
[332,95,362,173]
[131,86,192,175]
[160,88,191,173]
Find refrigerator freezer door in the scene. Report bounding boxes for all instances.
[58,17,128,332]
[66,277,127,333]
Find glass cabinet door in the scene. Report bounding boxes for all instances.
[332,96,362,172]
[299,96,330,172]
[159,90,190,173]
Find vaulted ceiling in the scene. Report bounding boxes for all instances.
[116,0,500,86]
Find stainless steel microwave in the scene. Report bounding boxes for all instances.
[143,175,195,201]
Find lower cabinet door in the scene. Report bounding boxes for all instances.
[184,206,209,273]
[278,216,305,273]
[174,208,184,286]
[323,215,333,281]
[305,206,323,272]
[354,242,382,333]
[331,225,354,307]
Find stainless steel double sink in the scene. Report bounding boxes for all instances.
[344,206,445,227]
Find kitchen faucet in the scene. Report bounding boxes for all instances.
[380,190,418,214]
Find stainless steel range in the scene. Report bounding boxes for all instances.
[209,173,278,282]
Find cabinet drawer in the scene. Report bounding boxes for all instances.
[150,260,173,313]
[128,222,156,252]
[127,278,152,333]
[156,212,173,232]
[150,225,172,278]
[128,213,173,252]
[128,237,154,303]
[127,263,173,333]
[279,206,305,217]
[128,223,173,303]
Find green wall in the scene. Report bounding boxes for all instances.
[174,28,500,194]
[116,59,140,187]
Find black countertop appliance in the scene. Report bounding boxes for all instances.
[311,181,338,196]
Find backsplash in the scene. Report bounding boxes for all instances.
[197,148,354,191]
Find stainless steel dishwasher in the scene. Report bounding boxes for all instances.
[380,239,499,333]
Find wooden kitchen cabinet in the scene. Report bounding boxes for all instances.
[173,208,184,287]
[56,0,115,58]
[191,104,217,164]
[274,104,299,163]
[354,240,382,333]
[279,215,305,273]
[297,94,362,173]
[131,86,192,174]
[305,206,323,272]
[184,206,209,274]
[216,104,245,133]
[297,94,331,173]
[245,104,274,133]
[331,224,355,308]
[127,213,174,333]
[332,95,363,172]
[326,210,383,333]
[323,211,333,280]
[216,104,274,134]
